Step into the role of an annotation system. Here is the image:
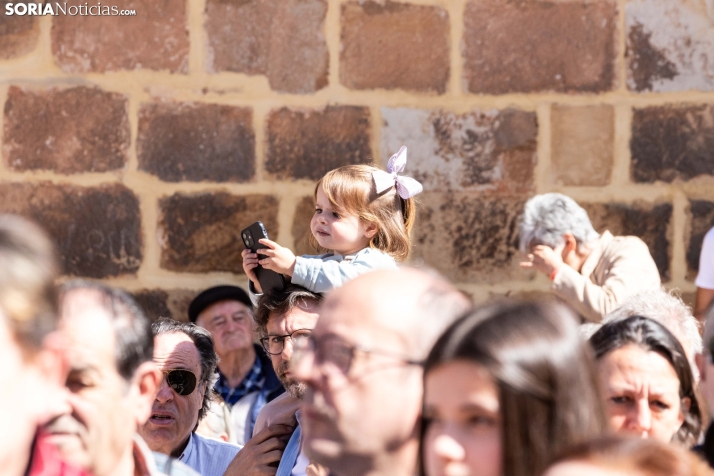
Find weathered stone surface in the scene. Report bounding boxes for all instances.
[159,193,279,273]
[3,86,129,173]
[463,0,617,94]
[413,193,528,283]
[292,196,316,256]
[626,0,714,92]
[266,106,371,180]
[206,0,328,94]
[381,108,537,194]
[133,289,197,322]
[137,102,255,183]
[340,1,450,93]
[631,105,714,183]
[51,0,189,73]
[0,182,142,277]
[583,202,672,281]
[686,200,714,281]
[0,4,39,59]
[551,105,614,186]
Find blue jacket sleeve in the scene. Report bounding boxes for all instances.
[291,250,397,293]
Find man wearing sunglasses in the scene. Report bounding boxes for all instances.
[139,319,241,475]
[292,268,471,476]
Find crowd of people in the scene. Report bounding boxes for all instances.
[3,146,714,476]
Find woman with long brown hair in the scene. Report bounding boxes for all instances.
[421,300,608,476]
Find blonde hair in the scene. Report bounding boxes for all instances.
[308,164,416,261]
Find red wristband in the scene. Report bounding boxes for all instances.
[550,268,559,281]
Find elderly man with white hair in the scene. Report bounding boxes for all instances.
[519,193,661,322]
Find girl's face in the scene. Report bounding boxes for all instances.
[598,344,686,442]
[310,186,375,255]
[424,360,502,476]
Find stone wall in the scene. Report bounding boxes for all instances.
[1,0,713,320]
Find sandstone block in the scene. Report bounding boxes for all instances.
[381,108,537,194]
[292,196,316,257]
[51,0,189,73]
[133,288,197,322]
[463,0,617,94]
[686,200,714,281]
[3,86,129,173]
[412,193,527,283]
[0,7,39,59]
[631,105,714,183]
[159,193,279,273]
[206,0,328,94]
[266,106,371,181]
[0,182,142,277]
[137,102,255,183]
[551,105,615,186]
[626,0,714,92]
[584,202,672,281]
[340,1,450,93]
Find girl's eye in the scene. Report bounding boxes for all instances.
[314,208,322,214]
[332,212,340,219]
[466,415,497,427]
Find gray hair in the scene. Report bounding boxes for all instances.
[60,280,154,381]
[604,289,701,378]
[152,318,219,421]
[519,193,600,252]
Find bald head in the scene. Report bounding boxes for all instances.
[295,267,471,476]
[321,267,471,358]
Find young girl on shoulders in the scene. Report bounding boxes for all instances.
[242,146,422,295]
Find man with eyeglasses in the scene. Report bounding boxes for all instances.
[190,285,284,445]
[292,268,471,476]
[138,319,241,475]
[224,285,325,476]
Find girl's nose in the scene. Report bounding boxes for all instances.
[432,433,466,462]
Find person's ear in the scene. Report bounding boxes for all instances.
[364,222,378,239]
[133,362,160,426]
[679,396,691,426]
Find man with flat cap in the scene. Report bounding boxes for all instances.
[189,285,283,446]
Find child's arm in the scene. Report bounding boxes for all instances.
[291,250,397,293]
[241,248,263,294]
[255,239,297,276]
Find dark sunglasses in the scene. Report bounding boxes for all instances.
[163,369,197,396]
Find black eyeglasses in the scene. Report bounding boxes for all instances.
[291,333,423,375]
[163,369,197,396]
[260,329,313,355]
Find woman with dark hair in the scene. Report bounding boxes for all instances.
[589,315,702,445]
[421,300,608,476]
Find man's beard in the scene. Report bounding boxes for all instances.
[276,360,306,399]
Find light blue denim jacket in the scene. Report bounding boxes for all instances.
[249,248,397,303]
[291,247,398,293]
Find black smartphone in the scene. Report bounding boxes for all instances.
[240,221,285,294]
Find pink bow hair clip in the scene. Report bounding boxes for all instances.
[372,146,423,199]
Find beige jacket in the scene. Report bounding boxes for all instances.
[552,231,661,322]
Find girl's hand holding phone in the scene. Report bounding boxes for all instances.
[241,248,263,293]
[256,239,296,277]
